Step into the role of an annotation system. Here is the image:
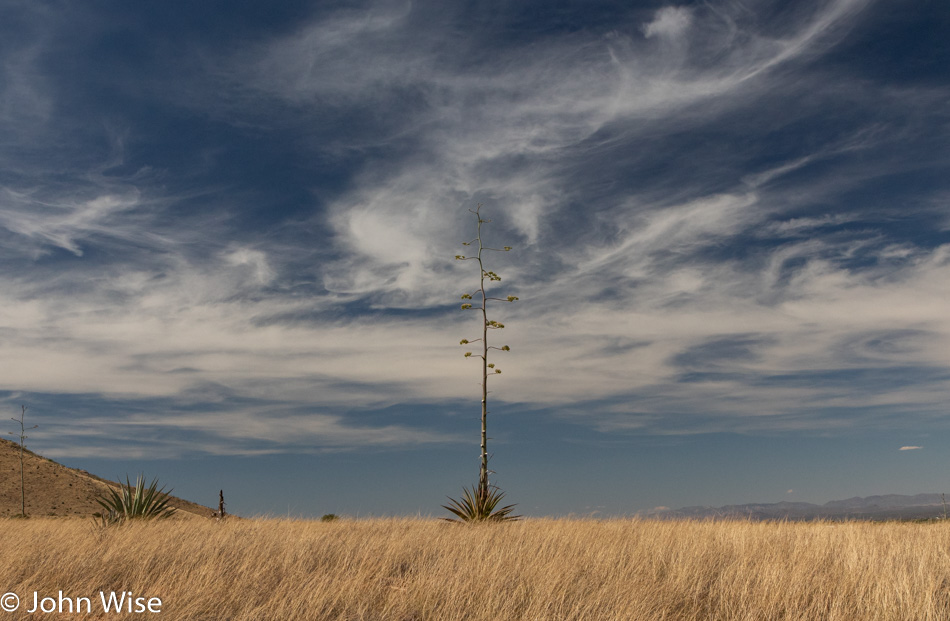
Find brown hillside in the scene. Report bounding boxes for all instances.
[0,437,215,519]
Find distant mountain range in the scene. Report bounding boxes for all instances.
[648,494,950,521]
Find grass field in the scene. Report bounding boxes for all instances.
[2,517,950,620]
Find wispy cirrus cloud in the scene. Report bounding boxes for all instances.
[219,0,886,304]
[1,0,949,459]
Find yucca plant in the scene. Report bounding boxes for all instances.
[93,475,176,526]
[442,484,521,523]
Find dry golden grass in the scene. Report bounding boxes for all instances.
[3,517,950,620]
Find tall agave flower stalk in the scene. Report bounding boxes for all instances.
[447,204,520,522]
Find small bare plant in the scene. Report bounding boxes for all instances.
[445,204,520,522]
[8,405,38,518]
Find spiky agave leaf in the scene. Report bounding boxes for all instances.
[442,485,521,523]
[94,475,176,526]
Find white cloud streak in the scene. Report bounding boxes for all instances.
[642,6,693,40]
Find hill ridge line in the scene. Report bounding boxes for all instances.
[1,437,215,519]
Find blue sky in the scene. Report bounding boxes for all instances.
[2,0,949,517]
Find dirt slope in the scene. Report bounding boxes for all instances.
[0,437,214,519]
